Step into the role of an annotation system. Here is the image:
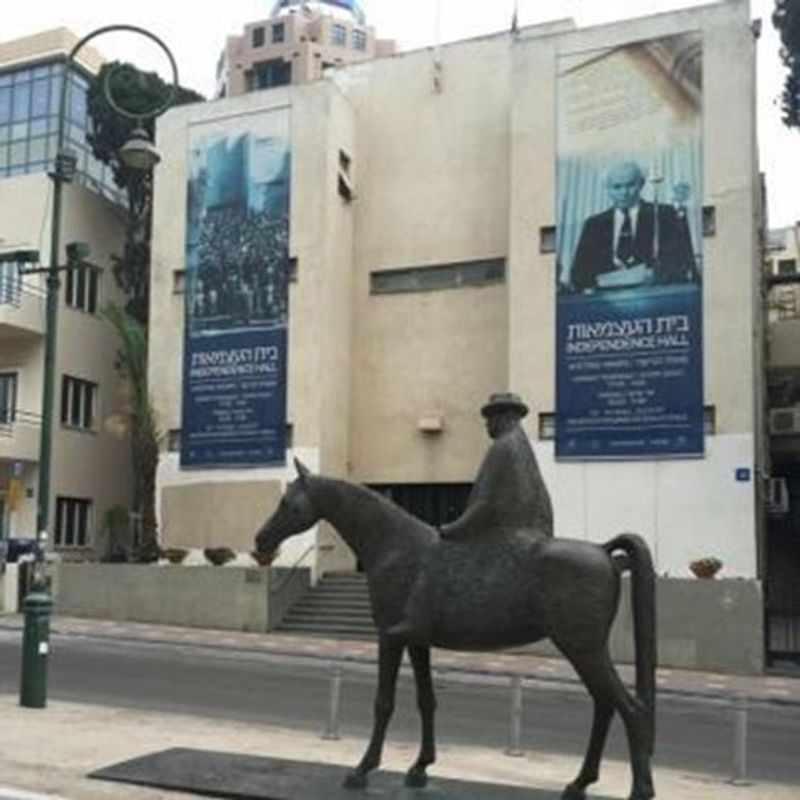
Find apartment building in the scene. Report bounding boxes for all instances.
[0,29,132,557]
[216,0,395,97]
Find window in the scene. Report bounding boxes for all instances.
[173,269,186,294]
[0,372,17,424]
[778,258,797,276]
[272,23,286,44]
[332,23,347,46]
[55,496,92,547]
[539,226,557,254]
[252,27,265,48]
[249,59,292,90]
[0,62,124,202]
[352,29,367,51]
[167,429,181,452]
[60,375,97,430]
[0,260,21,304]
[370,259,505,294]
[702,205,716,237]
[64,266,99,312]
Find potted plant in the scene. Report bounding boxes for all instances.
[689,557,723,579]
[164,547,189,564]
[204,546,236,566]
[250,549,274,567]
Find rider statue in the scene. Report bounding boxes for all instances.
[390,391,553,639]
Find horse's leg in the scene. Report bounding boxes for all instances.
[560,646,654,800]
[559,649,615,799]
[343,636,404,789]
[405,644,436,788]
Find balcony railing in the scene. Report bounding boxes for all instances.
[0,277,46,336]
[0,409,42,462]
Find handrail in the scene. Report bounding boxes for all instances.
[0,409,44,432]
[269,541,316,595]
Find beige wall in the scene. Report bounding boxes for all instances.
[0,28,103,74]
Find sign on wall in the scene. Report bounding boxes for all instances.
[555,32,704,459]
[181,109,291,468]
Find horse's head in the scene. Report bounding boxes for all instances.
[254,458,319,561]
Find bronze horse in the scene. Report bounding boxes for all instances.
[255,459,656,800]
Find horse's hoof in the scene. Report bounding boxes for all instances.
[405,767,428,788]
[343,771,368,790]
[561,784,587,800]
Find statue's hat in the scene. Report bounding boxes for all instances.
[481,392,529,419]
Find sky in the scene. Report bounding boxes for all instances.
[2,0,798,226]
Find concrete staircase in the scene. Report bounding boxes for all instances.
[277,571,376,639]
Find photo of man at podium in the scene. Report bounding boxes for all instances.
[568,161,698,294]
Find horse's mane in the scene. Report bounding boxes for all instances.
[308,474,437,545]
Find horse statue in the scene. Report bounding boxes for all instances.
[255,459,656,800]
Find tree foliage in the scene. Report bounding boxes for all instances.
[774,0,800,128]
[87,63,203,323]
[103,302,161,559]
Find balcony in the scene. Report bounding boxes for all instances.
[0,279,46,338]
[0,411,41,462]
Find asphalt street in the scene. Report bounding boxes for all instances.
[1,631,798,785]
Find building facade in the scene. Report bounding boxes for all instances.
[0,29,132,557]
[764,222,800,664]
[151,1,767,667]
[216,0,395,98]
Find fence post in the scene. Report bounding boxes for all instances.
[505,674,524,757]
[322,663,343,740]
[731,693,749,784]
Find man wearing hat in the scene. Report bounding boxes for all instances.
[389,392,552,640]
[439,391,552,541]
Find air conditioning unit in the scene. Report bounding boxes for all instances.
[766,476,790,516]
[769,407,800,436]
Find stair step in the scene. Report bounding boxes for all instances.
[275,571,378,639]
[295,597,372,614]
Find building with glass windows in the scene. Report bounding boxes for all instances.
[215,0,395,97]
[0,29,132,558]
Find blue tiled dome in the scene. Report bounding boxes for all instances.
[272,0,366,25]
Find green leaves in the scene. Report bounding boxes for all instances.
[774,0,800,128]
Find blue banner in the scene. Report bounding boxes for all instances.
[181,113,290,468]
[555,33,704,459]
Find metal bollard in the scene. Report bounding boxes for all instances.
[731,693,749,784]
[322,663,343,740]
[19,589,53,708]
[505,674,524,757]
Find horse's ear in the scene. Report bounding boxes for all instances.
[294,458,311,483]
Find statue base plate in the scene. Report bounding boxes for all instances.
[90,748,597,799]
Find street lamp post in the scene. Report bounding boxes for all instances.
[20,24,178,709]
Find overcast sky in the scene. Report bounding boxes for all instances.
[2,0,797,226]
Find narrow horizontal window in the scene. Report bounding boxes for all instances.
[370,258,505,295]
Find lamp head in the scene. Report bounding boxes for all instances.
[119,126,161,171]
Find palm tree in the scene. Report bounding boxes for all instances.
[103,302,160,559]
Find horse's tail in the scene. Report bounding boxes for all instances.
[604,532,657,753]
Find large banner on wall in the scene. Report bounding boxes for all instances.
[555,33,704,459]
[181,109,290,468]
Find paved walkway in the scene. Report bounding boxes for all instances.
[1,693,798,800]
[1,613,799,705]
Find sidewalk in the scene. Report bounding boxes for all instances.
[1,695,799,800]
[1,613,799,706]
